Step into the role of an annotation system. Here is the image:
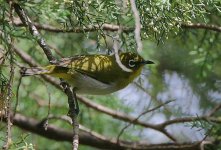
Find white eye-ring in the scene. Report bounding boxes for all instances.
[129,59,136,67]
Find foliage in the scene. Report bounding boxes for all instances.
[0,0,221,149]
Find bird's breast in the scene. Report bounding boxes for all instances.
[66,71,119,95]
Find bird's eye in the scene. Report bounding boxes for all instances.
[129,59,136,67]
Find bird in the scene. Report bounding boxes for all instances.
[21,52,154,95]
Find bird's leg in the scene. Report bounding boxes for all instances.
[60,79,68,90]
[60,79,79,115]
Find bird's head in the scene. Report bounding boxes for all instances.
[120,52,154,71]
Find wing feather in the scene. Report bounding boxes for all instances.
[51,54,123,84]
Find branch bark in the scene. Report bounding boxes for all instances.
[13,20,134,33]
[180,23,221,32]
[14,20,221,33]
[5,113,203,150]
[13,4,55,62]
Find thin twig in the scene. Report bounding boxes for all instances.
[117,100,175,142]
[130,0,142,53]
[208,103,221,116]
[42,114,72,125]
[157,116,221,128]
[133,82,173,115]
[13,75,22,117]
[113,33,132,72]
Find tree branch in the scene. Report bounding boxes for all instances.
[180,23,221,32]
[13,20,134,33]
[4,113,204,150]
[13,4,55,62]
[14,20,221,33]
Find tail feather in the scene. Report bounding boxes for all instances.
[20,67,49,76]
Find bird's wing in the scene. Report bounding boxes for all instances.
[50,55,128,85]
[51,55,85,67]
[63,55,114,84]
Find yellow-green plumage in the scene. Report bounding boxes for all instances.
[22,53,153,95]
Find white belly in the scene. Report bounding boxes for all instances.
[67,72,119,95]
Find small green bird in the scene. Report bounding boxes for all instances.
[21,52,154,95]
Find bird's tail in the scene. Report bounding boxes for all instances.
[20,67,50,76]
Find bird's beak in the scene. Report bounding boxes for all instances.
[143,60,154,64]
